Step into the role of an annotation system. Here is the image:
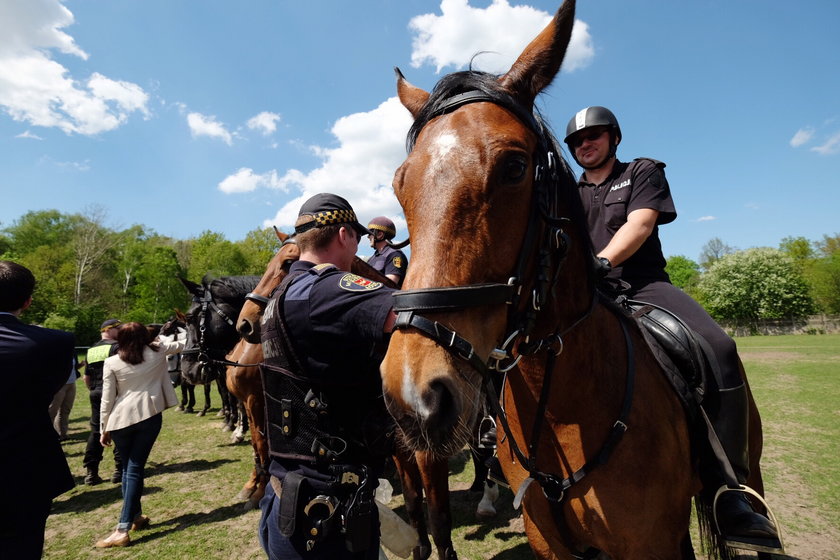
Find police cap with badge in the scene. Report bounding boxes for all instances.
[294,193,370,237]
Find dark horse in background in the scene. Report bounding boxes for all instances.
[230,230,498,559]
[179,275,260,438]
[380,1,778,559]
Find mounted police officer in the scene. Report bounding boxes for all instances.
[258,193,398,559]
[564,106,781,553]
[366,216,408,288]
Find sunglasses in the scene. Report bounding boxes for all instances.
[570,127,608,148]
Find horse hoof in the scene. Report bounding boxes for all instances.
[476,482,500,518]
[185,407,194,413]
[196,410,205,417]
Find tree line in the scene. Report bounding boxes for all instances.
[666,235,840,333]
[3,208,838,344]
[0,207,280,346]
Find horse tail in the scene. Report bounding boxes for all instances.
[694,495,735,560]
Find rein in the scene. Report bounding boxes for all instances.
[393,90,636,504]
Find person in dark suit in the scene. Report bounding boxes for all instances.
[0,260,76,559]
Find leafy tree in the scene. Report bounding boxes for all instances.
[697,248,815,329]
[665,255,700,291]
[809,250,840,314]
[815,233,840,257]
[779,236,815,272]
[699,237,736,270]
[2,210,74,255]
[70,207,118,305]
[19,244,76,324]
[187,231,248,280]
[132,246,189,323]
[237,227,283,275]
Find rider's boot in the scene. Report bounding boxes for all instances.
[710,384,783,553]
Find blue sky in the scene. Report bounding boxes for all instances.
[1,0,838,263]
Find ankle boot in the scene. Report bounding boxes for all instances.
[111,467,123,483]
[84,467,103,486]
[709,384,782,552]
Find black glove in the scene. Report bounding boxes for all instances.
[594,256,612,278]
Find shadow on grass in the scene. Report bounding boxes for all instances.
[488,542,533,559]
[131,502,248,544]
[145,458,236,477]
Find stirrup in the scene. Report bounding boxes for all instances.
[712,485,785,554]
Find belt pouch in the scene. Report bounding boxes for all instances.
[278,471,307,537]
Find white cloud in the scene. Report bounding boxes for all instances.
[811,131,840,155]
[15,130,43,140]
[247,111,281,135]
[0,0,149,135]
[224,97,412,233]
[187,112,233,145]
[789,127,814,148]
[696,216,716,222]
[408,0,594,74]
[218,167,303,194]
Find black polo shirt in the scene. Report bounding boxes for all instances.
[578,158,677,282]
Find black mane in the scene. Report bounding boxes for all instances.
[202,275,261,302]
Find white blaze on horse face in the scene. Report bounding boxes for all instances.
[430,132,458,168]
[401,362,431,419]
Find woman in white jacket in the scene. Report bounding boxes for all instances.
[94,321,184,548]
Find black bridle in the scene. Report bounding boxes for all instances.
[392,90,636,504]
[182,285,261,370]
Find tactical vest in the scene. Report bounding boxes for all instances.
[86,341,116,390]
[260,268,393,466]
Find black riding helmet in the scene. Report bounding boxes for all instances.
[564,106,621,169]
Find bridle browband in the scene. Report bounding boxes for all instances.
[392,89,636,504]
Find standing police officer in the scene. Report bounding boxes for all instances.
[83,319,124,485]
[366,216,408,288]
[259,193,397,559]
[564,106,781,553]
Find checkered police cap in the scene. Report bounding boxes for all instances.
[294,193,370,236]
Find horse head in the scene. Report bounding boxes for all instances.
[180,275,259,384]
[236,230,301,344]
[380,0,594,456]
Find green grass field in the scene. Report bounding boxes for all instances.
[43,334,839,559]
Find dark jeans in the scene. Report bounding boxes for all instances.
[628,279,741,389]
[83,390,123,471]
[110,413,162,529]
[258,481,380,560]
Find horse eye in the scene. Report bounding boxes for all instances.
[503,156,528,182]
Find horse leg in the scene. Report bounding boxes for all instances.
[178,384,187,411]
[417,451,457,560]
[231,401,247,444]
[186,384,196,414]
[392,448,431,560]
[197,383,211,417]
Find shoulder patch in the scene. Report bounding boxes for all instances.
[339,273,383,292]
[392,256,404,269]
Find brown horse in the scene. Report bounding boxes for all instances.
[229,231,463,559]
[380,1,771,559]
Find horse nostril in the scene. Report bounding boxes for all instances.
[237,320,252,337]
[422,380,459,440]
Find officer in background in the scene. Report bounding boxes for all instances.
[565,106,781,553]
[366,216,408,288]
[258,193,397,560]
[82,319,124,485]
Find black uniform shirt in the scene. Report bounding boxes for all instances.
[283,260,395,387]
[578,158,677,283]
[367,246,408,288]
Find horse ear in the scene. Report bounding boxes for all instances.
[395,67,429,119]
[179,277,202,297]
[273,225,288,243]
[499,0,576,106]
